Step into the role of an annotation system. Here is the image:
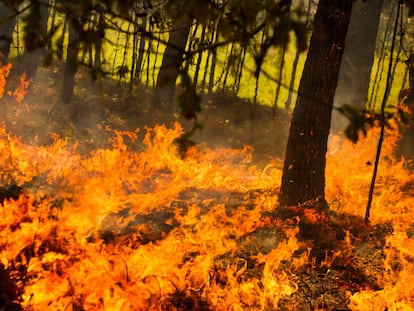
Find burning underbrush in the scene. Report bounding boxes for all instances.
[0,65,414,310]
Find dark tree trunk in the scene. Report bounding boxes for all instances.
[285,50,300,110]
[0,3,17,64]
[332,0,384,131]
[152,34,161,87]
[61,15,80,104]
[193,25,206,86]
[129,10,139,93]
[279,0,354,209]
[208,27,219,94]
[151,14,192,109]
[23,0,50,79]
[221,43,235,91]
[134,12,147,81]
[275,45,286,109]
[93,13,103,72]
[368,1,394,110]
[397,53,414,165]
[234,47,246,94]
[285,0,313,111]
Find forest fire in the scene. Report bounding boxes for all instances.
[1,66,414,310]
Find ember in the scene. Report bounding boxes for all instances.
[1,64,414,310]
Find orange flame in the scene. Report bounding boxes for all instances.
[13,72,31,103]
[1,61,414,310]
[0,63,12,98]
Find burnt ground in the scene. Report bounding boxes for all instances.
[0,64,413,310]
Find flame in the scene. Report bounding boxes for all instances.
[0,63,12,97]
[0,122,298,310]
[13,72,31,103]
[1,63,414,310]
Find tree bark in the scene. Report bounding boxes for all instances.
[279,0,354,209]
[151,14,192,109]
[332,0,384,131]
[23,0,50,79]
[208,26,219,94]
[61,15,80,104]
[0,2,17,64]
[134,11,147,81]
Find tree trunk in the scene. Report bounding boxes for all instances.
[208,27,219,94]
[151,14,192,109]
[93,13,103,73]
[275,45,286,109]
[332,0,384,131]
[285,0,313,111]
[193,25,206,86]
[234,47,246,94]
[221,42,235,91]
[368,1,395,110]
[134,11,147,81]
[396,53,414,165]
[22,0,50,79]
[279,0,354,209]
[129,10,139,93]
[0,3,17,64]
[61,15,80,104]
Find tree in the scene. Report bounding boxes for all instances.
[22,0,51,79]
[0,2,18,64]
[61,13,80,104]
[279,0,354,209]
[397,53,414,166]
[332,0,384,132]
[151,12,192,110]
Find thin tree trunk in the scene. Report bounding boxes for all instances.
[93,12,103,73]
[274,45,286,110]
[201,21,218,91]
[368,2,395,110]
[285,0,312,110]
[119,21,132,83]
[332,0,384,131]
[134,9,147,81]
[61,15,80,104]
[234,47,246,94]
[112,21,123,75]
[193,25,206,86]
[221,42,235,90]
[285,51,300,110]
[129,10,139,93]
[208,26,220,94]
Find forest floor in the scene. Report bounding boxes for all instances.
[1,64,413,310]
